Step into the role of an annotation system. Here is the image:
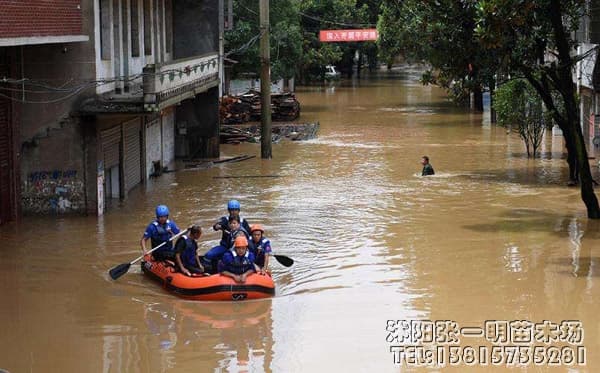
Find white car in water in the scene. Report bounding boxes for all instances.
[324,65,340,80]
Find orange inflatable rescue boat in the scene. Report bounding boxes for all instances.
[141,255,275,301]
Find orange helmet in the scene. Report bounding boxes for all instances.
[234,235,248,247]
[250,224,265,234]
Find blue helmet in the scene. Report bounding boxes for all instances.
[227,199,241,210]
[156,204,169,217]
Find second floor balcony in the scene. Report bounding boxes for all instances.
[143,53,219,111]
[80,53,220,114]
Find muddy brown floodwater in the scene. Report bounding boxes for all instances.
[1,66,599,372]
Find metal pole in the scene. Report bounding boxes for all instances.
[259,0,272,159]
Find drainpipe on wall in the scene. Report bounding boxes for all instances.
[218,0,224,97]
[578,45,584,134]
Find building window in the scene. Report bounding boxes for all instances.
[165,0,172,53]
[157,0,164,59]
[100,0,112,60]
[131,0,140,57]
[143,0,152,55]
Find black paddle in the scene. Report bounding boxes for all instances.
[271,254,294,267]
[109,229,188,280]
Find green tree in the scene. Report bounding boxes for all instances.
[475,0,600,218]
[378,0,599,217]
[225,0,302,81]
[377,2,403,68]
[377,0,499,111]
[227,0,382,83]
[297,0,380,81]
[494,79,547,158]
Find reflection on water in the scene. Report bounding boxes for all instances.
[1,67,599,372]
[98,298,273,372]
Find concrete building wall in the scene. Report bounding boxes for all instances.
[161,107,175,169]
[171,0,221,159]
[20,121,86,214]
[172,0,219,59]
[143,110,175,178]
[145,116,162,178]
[175,87,219,158]
[16,0,97,215]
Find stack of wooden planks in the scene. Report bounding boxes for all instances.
[220,90,300,124]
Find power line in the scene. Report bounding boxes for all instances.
[0,56,221,104]
[225,31,263,57]
[298,11,376,28]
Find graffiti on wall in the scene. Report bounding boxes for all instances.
[22,169,84,214]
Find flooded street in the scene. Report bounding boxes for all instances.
[1,67,599,372]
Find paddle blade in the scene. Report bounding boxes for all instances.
[109,263,131,280]
[274,254,294,267]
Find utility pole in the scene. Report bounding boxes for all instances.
[259,0,272,158]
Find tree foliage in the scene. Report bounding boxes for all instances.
[378,0,599,217]
[377,0,499,110]
[476,0,600,217]
[297,0,379,81]
[225,0,381,83]
[225,0,303,80]
[494,79,547,158]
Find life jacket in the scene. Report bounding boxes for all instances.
[251,238,270,253]
[250,238,270,267]
[227,227,250,249]
[225,251,255,274]
[179,235,198,267]
[217,216,250,246]
[151,220,173,251]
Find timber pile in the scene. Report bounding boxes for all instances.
[220,90,300,124]
[221,126,255,144]
[220,122,320,144]
[183,154,256,170]
[220,96,251,124]
[272,92,301,121]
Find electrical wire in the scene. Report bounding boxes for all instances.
[225,31,263,57]
[0,56,220,104]
[297,11,376,28]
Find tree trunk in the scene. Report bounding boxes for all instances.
[554,70,600,215]
[473,85,484,112]
[532,0,600,218]
[489,79,497,123]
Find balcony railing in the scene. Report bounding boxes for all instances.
[143,53,219,111]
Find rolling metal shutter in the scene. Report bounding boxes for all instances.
[101,125,121,169]
[123,118,142,192]
[0,98,11,224]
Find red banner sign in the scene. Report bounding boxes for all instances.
[319,29,379,42]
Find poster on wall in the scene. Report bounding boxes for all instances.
[97,160,104,216]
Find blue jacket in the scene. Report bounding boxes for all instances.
[213,215,251,247]
[143,219,180,254]
[221,250,256,275]
[175,235,198,268]
[250,237,272,267]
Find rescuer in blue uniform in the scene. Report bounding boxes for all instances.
[140,204,181,261]
[213,199,251,247]
[220,236,260,283]
[249,224,272,271]
[203,200,251,273]
[174,225,204,276]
